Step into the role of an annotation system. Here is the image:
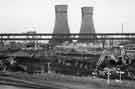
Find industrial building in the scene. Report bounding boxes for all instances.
[78,7,96,42]
[50,5,71,45]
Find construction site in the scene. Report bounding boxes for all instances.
[0,4,135,89]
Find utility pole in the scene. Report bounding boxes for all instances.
[122,23,124,33]
[121,23,124,42]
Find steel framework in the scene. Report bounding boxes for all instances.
[0,33,135,41]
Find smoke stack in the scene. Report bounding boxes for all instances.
[50,5,71,45]
[78,7,96,42]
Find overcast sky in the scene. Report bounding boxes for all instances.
[0,0,134,33]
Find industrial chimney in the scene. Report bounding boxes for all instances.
[50,5,71,45]
[78,7,96,42]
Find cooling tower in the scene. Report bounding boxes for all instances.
[50,5,71,45]
[78,7,96,42]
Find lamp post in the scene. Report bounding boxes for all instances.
[116,69,125,83]
[104,67,112,85]
[107,71,111,85]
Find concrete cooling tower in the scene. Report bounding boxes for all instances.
[50,5,71,45]
[78,7,96,42]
